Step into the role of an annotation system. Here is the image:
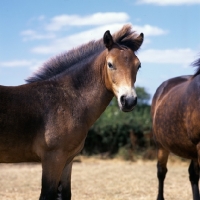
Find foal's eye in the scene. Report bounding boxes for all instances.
[108,62,114,69]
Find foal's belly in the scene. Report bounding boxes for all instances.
[0,139,40,163]
[0,149,40,163]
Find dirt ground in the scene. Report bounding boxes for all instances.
[0,156,192,200]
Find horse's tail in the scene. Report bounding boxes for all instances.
[192,55,200,78]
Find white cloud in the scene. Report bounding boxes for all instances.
[32,23,129,54]
[32,23,167,55]
[38,15,45,21]
[21,29,55,41]
[133,24,167,36]
[21,12,167,53]
[29,60,45,71]
[0,59,44,71]
[45,12,129,31]
[137,0,200,5]
[139,48,198,66]
[0,60,33,67]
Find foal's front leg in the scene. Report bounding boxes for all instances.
[56,161,73,200]
[39,151,67,200]
[156,146,169,200]
[188,159,200,200]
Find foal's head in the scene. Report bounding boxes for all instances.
[103,29,143,112]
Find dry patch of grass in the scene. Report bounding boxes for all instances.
[0,157,192,200]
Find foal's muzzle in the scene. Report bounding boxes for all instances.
[120,95,137,112]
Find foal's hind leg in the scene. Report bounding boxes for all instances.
[188,160,200,200]
[156,146,169,200]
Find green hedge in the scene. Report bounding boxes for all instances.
[82,87,154,157]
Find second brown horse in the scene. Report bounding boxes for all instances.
[152,56,200,200]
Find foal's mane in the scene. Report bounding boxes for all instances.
[193,56,200,78]
[26,24,140,83]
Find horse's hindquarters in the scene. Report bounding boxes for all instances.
[152,78,198,160]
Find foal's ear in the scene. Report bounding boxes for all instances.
[133,33,144,51]
[103,30,114,50]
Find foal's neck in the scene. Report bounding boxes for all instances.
[59,51,113,128]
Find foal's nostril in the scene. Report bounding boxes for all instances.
[134,97,137,106]
[120,95,137,111]
[120,95,126,107]
[126,96,137,107]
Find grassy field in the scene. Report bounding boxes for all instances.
[0,156,192,200]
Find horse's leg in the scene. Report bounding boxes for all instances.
[56,161,73,200]
[188,159,199,200]
[39,152,67,200]
[156,146,169,200]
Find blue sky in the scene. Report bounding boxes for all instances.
[1,0,200,101]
